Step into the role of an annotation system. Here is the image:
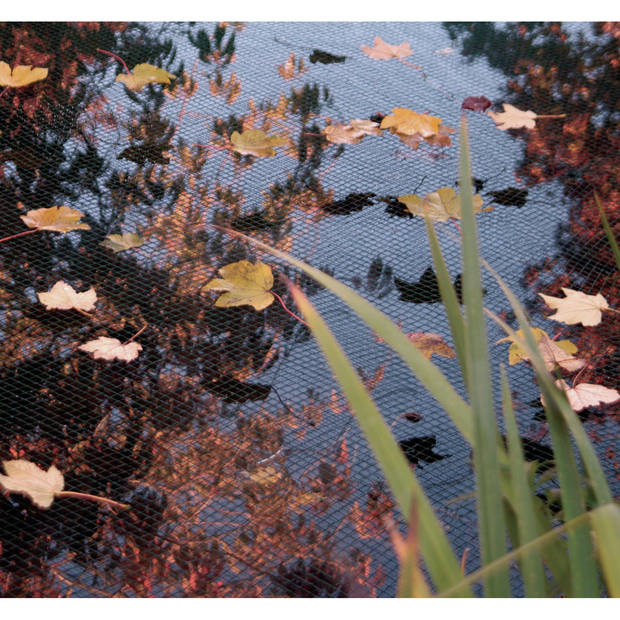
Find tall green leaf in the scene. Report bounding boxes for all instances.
[458,117,510,596]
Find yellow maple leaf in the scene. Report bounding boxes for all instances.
[230,129,286,157]
[497,328,584,372]
[380,108,442,137]
[539,287,609,327]
[20,205,90,233]
[0,62,48,88]
[361,36,413,60]
[116,63,175,92]
[100,233,145,253]
[204,260,274,311]
[398,187,488,221]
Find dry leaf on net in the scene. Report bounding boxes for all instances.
[323,119,381,144]
[0,62,48,88]
[380,108,442,137]
[542,380,620,412]
[487,103,538,130]
[539,287,609,327]
[20,205,90,233]
[115,63,175,92]
[204,260,275,311]
[230,129,286,157]
[78,337,143,362]
[100,233,146,253]
[404,332,456,359]
[361,36,413,60]
[38,281,97,312]
[398,187,489,222]
[497,327,585,372]
[0,459,64,509]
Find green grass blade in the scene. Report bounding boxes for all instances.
[458,117,510,597]
[287,282,470,595]
[589,503,620,596]
[213,226,474,443]
[594,192,620,274]
[425,217,468,381]
[438,504,614,597]
[484,308,601,596]
[500,366,547,597]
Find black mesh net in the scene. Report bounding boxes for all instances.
[0,21,618,597]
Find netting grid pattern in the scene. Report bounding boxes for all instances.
[0,21,618,597]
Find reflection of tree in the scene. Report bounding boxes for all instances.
[446,22,620,428]
[0,22,391,596]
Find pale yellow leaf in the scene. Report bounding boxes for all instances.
[361,36,413,60]
[543,380,620,412]
[323,119,381,144]
[539,287,609,326]
[399,186,488,221]
[100,233,145,253]
[20,206,90,233]
[0,459,64,509]
[78,337,142,362]
[487,103,537,130]
[230,129,286,157]
[115,63,175,92]
[0,62,48,88]
[38,281,97,312]
[204,260,274,311]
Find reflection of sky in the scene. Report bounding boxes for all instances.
[47,22,616,595]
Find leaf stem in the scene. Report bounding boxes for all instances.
[271,291,310,327]
[56,491,130,510]
[96,48,130,74]
[0,228,39,244]
[535,114,566,119]
[124,322,148,344]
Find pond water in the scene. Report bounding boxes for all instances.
[0,22,618,597]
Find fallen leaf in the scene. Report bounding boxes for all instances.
[361,36,413,60]
[539,287,609,327]
[0,62,48,88]
[461,96,492,112]
[0,459,64,509]
[78,337,143,362]
[309,49,346,64]
[204,260,274,310]
[380,108,442,137]
[20,205,90,233]
[115,63,175,92]
[487,103,537,130]
[434,47,455,56]
[100,233,146,253]
[230,129,286,157]
[38,281,97,312]
[404,332,456,359]
[323,119,381,144]
[398,186,488,221]
[248,466,282,486]
[402,412,423,423]
[543,380,620,412]
[497,328,585,372]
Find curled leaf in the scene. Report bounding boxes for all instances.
[115,63,175,92]
[399,187,488,221]
[487,103,537,130]
[230,129,286,157]
[20,205,90,233]
[461,96,492,112]
[323,119,381,144]
[539,287,609,327]
[0,460,64,509]
[404,332,456,359]
[204,260,274,310]
[0,62,48,88]
[101,233,145,253]
[361,36,413,60]
[78,337,143,362]
[38,281,97,312]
